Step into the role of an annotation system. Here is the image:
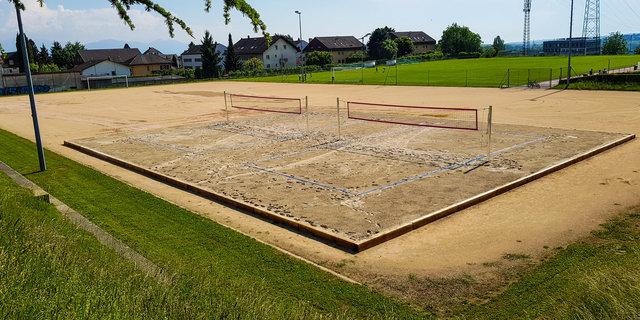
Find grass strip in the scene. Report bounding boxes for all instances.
[0,129,427,319]
[460,206,640,319]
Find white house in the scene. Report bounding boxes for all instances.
[180,44,227,70]
[293,39,308,66]
[73,59,131,77]
[234,35,300,69]
[2,52,21,74]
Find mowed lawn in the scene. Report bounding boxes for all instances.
[237,55,640,87]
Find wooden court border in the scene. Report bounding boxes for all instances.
[64,133,635,253]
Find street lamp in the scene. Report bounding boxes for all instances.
[360,33,371,83]
[295,10,304,81]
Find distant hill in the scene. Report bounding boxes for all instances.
[84,39,189,55]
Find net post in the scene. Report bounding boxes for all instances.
[487,105,493,164]
[305,96,309,134]
[224,91,229,123]
[337,98,341,141]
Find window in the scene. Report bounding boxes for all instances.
[283,45,287,50]
[276,63,278,68]
[275,54,278,58]
[266,55,270,60]
[147,66,150,71]
[183,58,192,63]
[9,60,13,66]
[275,45,278,50]
[267,64,271,68]
[195,58,202,62]
[111,71,116,76]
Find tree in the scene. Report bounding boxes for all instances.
[14,33,38,72]
[274,33,293,42]
[346,51,367,63]
[602,32,628,55]
[367,26,395,60]
[0,42,5,59]
[7,0,269,41]
[200,30,222,78]
[50,41,66,69]
[224,33,242,73]
[62,41,85,69]
[242,57,263,71]
[635,46,640,54]
[394,36,414,57]
[188,41,196,49]
[438,23,483,55]
[124,43,130,49]
[483,46,497,58]
[38,44,51,65]
[380,39,398,60]
[171,56,179,68]
[492,35,505,52]
[305,51,333,67]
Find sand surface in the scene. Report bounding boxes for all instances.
[1,82,639,298]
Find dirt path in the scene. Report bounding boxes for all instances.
[1,82,639,300]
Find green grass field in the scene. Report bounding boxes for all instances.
[237,56,640,88]
[2,127,640,319]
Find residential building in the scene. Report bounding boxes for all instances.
[389,31,437,54]
[233,35,299,69]
[2,52,21,74]
[144,47,180,68]
[303,36,365,64]
[543,38,601,56]
[74,48,174,76]
[180,44,227,70]
[71,59,131,76]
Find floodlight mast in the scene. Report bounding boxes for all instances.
[295,10,304,81]
[360,33,371,83]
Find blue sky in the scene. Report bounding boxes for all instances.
[1,0,639,53]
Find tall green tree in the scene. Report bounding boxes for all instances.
[0,43,6,59]
[492,35,505,52]
[14,33,38,72]
[38,44,51,65]
[394,36,414,57]
[200,30,222,78]
[367,26,395,60]
[62,41,85,69]
[6,0,269,41]
[602,32,628,55]
[438,23,483,55]
[224,33,241,72]
[380,39,398,60]
[50,41,67,69]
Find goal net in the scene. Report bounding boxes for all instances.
[346,101,479,131]
[331,66,363,83]
[85,75,129,91]
[229,94,302,115]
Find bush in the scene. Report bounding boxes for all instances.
[243,58,264,71]
[306,51,333,67]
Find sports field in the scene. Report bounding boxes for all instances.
[0,82,638,290]
[241,55,640,87]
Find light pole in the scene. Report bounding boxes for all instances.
[360,33,371,83]
[295,10,304,81]
[567,0,574,86]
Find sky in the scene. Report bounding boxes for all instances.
[1,0,640,53]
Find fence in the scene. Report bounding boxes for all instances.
[1,71,83,95]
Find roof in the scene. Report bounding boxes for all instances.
[77,48,141,64]
[389,32,436,44]
[69,59,130,72]
[181,44,227,56]
[129,54,172,66]
[143,47,162,55]
[233,35,300,55]
[303,36,364,53]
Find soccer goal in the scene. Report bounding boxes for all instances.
[331,66,363,83]
[86,75,129,91]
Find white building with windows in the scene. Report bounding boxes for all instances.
[234,35,300,69]
[180,44,226,70]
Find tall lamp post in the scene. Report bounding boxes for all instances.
[360,33,371,83]
[15,5,46,171]
[567,0,575,86]
[295,10,304,81]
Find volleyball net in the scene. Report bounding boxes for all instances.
[229,94,303,115]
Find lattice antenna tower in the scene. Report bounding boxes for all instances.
[522,0,532,56]
[581,0,600,55]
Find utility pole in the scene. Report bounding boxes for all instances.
[16,5,46,171]
[295,11,304,81]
